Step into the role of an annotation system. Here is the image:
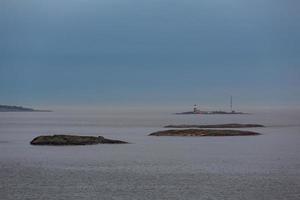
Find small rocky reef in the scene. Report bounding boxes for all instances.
[149,129,261,137]
[30,135,128,145]
[0,105,51,112]
[164,123,264,128]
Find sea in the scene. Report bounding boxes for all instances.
[0,107,300,200]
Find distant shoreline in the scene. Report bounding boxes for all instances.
[0,105,51,112]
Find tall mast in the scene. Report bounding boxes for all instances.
[230,95,233,112]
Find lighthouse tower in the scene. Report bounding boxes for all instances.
[193,104,199,113]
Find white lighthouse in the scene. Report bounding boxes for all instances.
[193,104,199,113]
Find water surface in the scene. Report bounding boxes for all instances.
[1,109,300,200]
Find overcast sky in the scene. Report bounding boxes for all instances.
[0,0,299,108]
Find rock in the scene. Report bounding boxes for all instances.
[149,129,261,137]
[164,123,264,128]
[30,135,128,145]
[0,105,51,112]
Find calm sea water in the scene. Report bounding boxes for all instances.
[1,108,300,200]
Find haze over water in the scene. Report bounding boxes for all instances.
[1,108,300,200]
[1,0,300,199]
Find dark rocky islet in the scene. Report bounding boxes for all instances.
[30,135,128,145]
[149,129,261,137]
[175,111,248,115]
[0,105,51,112]
[164,123,264,128]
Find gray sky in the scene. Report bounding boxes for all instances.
[0,0,299,108]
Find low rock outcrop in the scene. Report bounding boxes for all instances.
[30,135,128,145]
[149,129,261,137]
[164,123,264,128]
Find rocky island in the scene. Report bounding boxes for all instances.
[164,123,264,128]
[176,100,248,115]
[30,135,128,145]
[149,129,261,137]
[175,110,248,115]
[0,105,51,112]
